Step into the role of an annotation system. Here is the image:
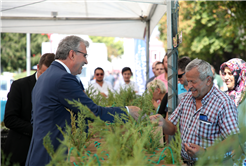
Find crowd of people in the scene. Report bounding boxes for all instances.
[2,35,246,166]
[90,67,139,97]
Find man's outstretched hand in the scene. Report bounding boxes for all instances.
[149,114,165,126]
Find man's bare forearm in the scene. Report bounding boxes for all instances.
[149,114,177,135]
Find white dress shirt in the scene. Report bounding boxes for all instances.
[114,81,139,93]
[90,81,114,96]
[55,60,82,83]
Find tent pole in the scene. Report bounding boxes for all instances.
[146,20,150,81]
[167,1,178,115]
[26,33,31,76]
[167,1,173,115]
[144,4,156,86]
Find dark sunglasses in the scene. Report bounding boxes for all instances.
[73,50,88,58]
[96,73,104,76]
[178,72,185,78]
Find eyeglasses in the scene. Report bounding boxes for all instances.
[73,50,88,58]
[178,72,185,78]
[96,73,104,76]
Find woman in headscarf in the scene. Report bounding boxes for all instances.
[220,58,246,108]
[220,58,246,160]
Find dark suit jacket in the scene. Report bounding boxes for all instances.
[3,73,36,166]
[25,61,127,166]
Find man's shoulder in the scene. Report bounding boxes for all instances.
[14,73,35,84]
[89,82,100,88]
[169,92,193,123]
[90,79,96,84]
[212,87,230,101]
[47,61,67,74]
[179,92,192,103]
[38,66,76,87]
[89,82,100,89]
[90,81,97,85]
[209,87,235,107]
[178,92,188,100]
[155,73,167,82]
[129,81,137,86]
[178,83,183,88]
[48,64,71,77]
[147,76,155,82]
[178,83,187,94]
[155,73,165,79]
[103,81,112,86]
[116,80,124,86]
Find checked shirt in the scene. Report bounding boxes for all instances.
[169,85,239,160]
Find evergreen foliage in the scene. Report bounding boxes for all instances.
[88,85,154,116]
[43,132,55,157]
[42,88,183,165]
[167,123,182,165]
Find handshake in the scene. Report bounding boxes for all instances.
[126,106,165,127]
[126,106,140,120]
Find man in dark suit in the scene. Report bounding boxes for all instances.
[3,53,55,166]
[25,35,140,166]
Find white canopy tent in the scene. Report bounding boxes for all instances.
[1,0,167,39]
[1,0,168,81]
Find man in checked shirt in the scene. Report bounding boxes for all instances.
[150,58,239,163]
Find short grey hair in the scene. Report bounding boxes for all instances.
[185,58,213,81]
[55,35,89,60]
[147,79,167,94]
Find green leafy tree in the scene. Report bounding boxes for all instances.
[1,33,49,72]
[89,36,124,61]
[159,1,246,71]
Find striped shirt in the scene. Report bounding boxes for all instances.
[169,85,239,160]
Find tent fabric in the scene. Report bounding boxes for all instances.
[1,0,167,39]
[119,0,166,5]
